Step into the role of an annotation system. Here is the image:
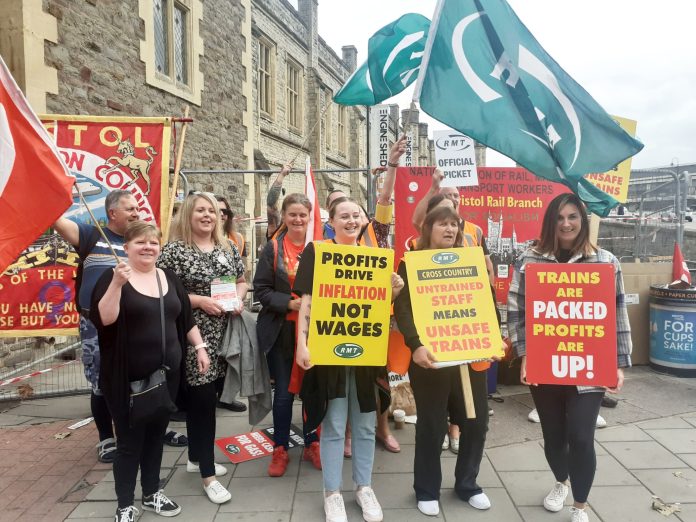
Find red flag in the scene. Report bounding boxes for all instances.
[672,242,692,285]
[304,156,323,244]
[0,56,74,273]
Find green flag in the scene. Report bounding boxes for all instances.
[415,0,644,216]
[334,13,430,106]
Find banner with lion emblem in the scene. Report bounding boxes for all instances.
[0,115,171,337]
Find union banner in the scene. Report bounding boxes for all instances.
[0,116,171,337]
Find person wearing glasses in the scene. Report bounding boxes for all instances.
[157,192,247,505]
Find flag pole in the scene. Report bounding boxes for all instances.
[163,105,190,243]
[73,183,121,263]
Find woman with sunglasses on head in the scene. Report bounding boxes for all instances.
[294,197,404,522]
[216,195,247,259]
[394,205,495,517]
[157,192,247,505]
[507,193,631,522]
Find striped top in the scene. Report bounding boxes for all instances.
[507,246,632,393]
[78,223,126,311]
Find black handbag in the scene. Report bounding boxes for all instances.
[129,271,177,427]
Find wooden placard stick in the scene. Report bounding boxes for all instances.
[163,105,190,242]
[460,364,476,419]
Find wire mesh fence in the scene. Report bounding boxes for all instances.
[0,336,89,402]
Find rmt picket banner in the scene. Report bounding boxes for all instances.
[525,264,617,386]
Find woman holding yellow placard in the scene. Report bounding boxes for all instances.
[393,205,493,517]
[294,197,403,522]
[507,193,631,522]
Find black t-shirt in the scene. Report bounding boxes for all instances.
[292,241,318,297]
[120,282,182,381]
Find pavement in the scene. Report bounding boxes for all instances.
[1,366,695,522]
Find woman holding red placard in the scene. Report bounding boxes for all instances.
[507,193,632,522]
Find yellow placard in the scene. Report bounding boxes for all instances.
[308,243,394,366]
[585,115,638,203]
[404,247,503,363]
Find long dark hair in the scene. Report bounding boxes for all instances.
[215,195,234,236]
[537,193,595,257]
[417,206,463,250]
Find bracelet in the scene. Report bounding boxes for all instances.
[193,342,207,351]
[387,161,399,168]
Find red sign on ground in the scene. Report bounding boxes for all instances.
[215,426,304,464]
[525,264,617,387]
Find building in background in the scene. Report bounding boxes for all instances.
[626,163,696,215]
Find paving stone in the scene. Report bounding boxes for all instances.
[594,424,653,442]
[440,487,521,521]
[441,454,502,488]
[632,468,696,502]
[592,454,640,486]
[66,500,117,518]
[379,508,434,522]
[295,457,346,492]
[140,493,221,521]
[0,414,35,426]
[84,480,120,501]
[218,477,295,513]
[486,441,547,472]
[160,466,225,498]
[683,416,696,428]
[383,424,415,446]
[602,441,689,469]
[638,416,695,429]
[675,502,696,522]
[589,485,672,522]
[497,471,563,507]
[215,513,290,522]
[676,453,696,470]
[372,443,415,473]
[290,491,361,522]
[517,505,599,521]
[645,428,696,453]
[369,472,413,509]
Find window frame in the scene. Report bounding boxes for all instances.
[286,58,303,133]
[258,36,276,119]
[337,105,347,155]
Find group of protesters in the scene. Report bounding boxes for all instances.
[54,135,631,522]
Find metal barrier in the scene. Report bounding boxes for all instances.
[0,337,89,402]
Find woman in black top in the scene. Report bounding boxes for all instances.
[91,221,209,522]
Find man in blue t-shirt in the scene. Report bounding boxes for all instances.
[53,189,187,462]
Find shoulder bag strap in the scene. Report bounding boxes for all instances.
[155,270,167,368]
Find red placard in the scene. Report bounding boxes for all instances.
[525,264,617,387]
[215,425,304,464]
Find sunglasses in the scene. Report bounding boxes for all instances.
[220,209,233,217]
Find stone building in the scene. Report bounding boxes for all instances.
[0,0,368,260]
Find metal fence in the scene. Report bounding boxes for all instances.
[0,336,89,402]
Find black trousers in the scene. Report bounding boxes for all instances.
[113,411,169,508]
[186,381,218,478]
[531,385,603,504]
[409,362,489,501]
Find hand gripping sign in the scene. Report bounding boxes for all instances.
[405,247,503,363]
[309,242,393,366]
[525,264,617,386]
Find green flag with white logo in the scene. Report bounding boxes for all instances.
[334,13,430,106]
[415,0,644,216]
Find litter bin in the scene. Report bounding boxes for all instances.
[649,285,696,377]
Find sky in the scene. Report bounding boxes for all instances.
[289,0,696,170]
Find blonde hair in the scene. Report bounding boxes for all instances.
[174,192,230,250]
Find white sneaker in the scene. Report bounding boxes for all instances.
[442,433,450,450]
[187,460,228,476]
[417,500,440,516]
[468,492,491,510]
[355,486,383,522]
[543,481,569,512]
[570,506,589,522]
[596,414,607,428]
[203,480,231,504]
[324,492,347,522]
[449,437,460,454]
[528,408,540,423]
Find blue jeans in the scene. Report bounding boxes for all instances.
[268,322,318,448]
[320,367,376,491]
